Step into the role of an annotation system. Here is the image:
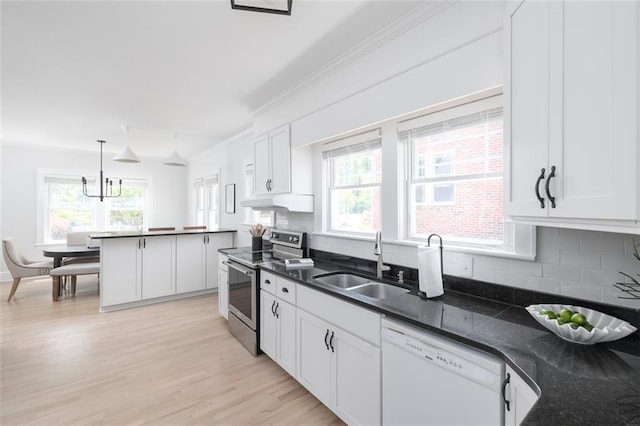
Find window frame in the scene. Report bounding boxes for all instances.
[402,94,507,249]
[37,169,150,244]
[321,129,382,236]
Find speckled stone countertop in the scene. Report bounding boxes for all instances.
[90,228,237,238]
[260,259,640,426]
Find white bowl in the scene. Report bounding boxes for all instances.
[526,304,637,345]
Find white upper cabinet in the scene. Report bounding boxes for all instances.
[504,0,639,232]
[253,124,313,197]
[253,124,291,195]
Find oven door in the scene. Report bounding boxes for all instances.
[226,260,257,330]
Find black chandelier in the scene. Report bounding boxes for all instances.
[82,140,122,202]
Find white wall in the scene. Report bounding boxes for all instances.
[0,143,187,276]
[187,132,255,248]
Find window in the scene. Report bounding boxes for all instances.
[193,174,220,228]
[323,131,382,234]
[40,172,149,243]
[400,95,504,247]
[44,176,95,242]
[106,179,146,231]
[244,162,274,226]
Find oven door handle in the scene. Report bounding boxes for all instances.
[224,261,255,275]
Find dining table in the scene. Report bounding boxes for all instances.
[42,245,100,268]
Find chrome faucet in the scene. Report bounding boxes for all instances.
[374,230,391,279]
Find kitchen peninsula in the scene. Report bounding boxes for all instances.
[91,229,235,312]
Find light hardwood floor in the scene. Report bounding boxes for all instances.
[1,276,343,425]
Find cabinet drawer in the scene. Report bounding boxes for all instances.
[277,278,296,304]
[261,270,278,295]
[297,284,380,346]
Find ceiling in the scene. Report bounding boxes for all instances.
[1,0,423,160]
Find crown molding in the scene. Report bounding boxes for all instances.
[252,0,458,115]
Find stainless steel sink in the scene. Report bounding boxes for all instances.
[312,272,371,288]
[348,282,410,299]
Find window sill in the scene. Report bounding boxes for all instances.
[311,231,536,261]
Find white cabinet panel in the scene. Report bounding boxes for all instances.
[269,125,292,194]
[142,236,176,299]
[504,365,539,426]
[505,0,638,230]
[218,254,228,319]
[100,238,142,306]
[297,309,333,407]
[176,234,206,293]
[206,233,234,289]
[260,290,278,360]
[253,132,271,196]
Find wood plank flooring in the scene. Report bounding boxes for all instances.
[0,276,343,425]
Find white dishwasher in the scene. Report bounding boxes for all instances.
[382,318,504,426]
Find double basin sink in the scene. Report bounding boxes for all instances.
[312,271,410,300]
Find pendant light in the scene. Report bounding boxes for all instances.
[114,125,141,163]
[163,132,187,166]
[82,140,122,202]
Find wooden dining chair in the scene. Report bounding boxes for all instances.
[148,227,176,232]
[183,226,206,230]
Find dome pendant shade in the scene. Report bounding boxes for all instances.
[163,150,187,167]
[113,145,141,163]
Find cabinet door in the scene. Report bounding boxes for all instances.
[504,0,552,217]
[206,233,234,289]
[176,234,206,293]
[504,365,539,426]
[142,236,176,299]
[333,329,381,426]
[260,290,278,360]
[297,309,332,406]
[268,124,291,194]
[552,1,637,220]
[100,238,142,307]
[276,299,297,377]
[253,132,271,196]
[218,268,228,319]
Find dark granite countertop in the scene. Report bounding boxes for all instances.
[91,228,237,239]
[260,259,640,426]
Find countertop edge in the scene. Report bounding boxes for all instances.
[91,229,237,239]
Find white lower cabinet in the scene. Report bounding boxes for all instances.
[141,235,176,299]
[100,235,175,307]
[260,290,296,377]
[218,254,228,319]
[297,309,381,426]
[177,233,234,293]
[296,284,381,426]
[504,365,539,426]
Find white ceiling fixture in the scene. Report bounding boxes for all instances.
[113,125,141,163]
[163,132,187,167]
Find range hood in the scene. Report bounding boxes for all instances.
[241,194,314,213]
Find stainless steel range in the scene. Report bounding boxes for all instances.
[225,230,307,355]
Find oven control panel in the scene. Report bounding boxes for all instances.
[270,230,305,249]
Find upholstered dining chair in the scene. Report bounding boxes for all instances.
[2,237,53,301]
[183,226,206,230]
[61,231,101,289]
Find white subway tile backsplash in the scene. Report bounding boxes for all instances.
[560,281,602,301]
[580,268,623,288]
[536,248,560,264]
[543,263,580,282]
[309,224,637,309]
[602,255,640,276]
[560,249,601,268]
[538,227,580,251]
[580,231,625,255]
[524,275,561,294]
[601,286,640,310]
[509,259,542,277]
